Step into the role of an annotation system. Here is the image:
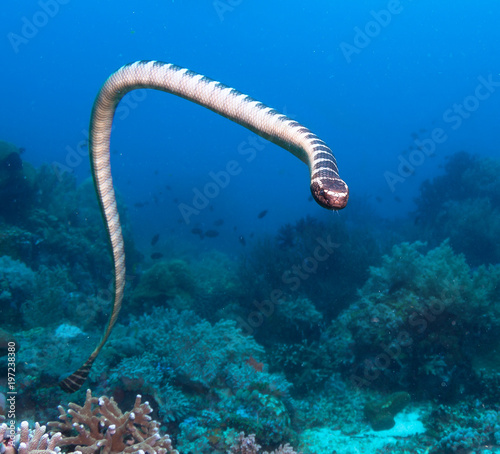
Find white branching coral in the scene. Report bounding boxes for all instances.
[0,390,177,454]
[48,389,178,454]
[0,420,62,454]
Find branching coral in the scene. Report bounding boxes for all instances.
[48,389,177,454]
[1,390,177,454]
[1,420,62,454]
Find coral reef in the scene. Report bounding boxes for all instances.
[0,420,62,454]
[238,215,381,330]
[1,390,177,454]
[229,432,302,454]
[131,259,194,311]
[87,307,297,450]
[6,137,500,452]
[426,402,500,453]
[190,250,245,322]
[49,389,177,453]
[0,255,35,320]
[269,339,333,396]
[323,240,500,400]
[415,151,500,265]
[0,141,37,222]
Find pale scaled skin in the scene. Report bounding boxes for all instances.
[59,60,348,393]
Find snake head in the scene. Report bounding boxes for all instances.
[310,178,349,210]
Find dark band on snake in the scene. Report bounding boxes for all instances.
[59,60,349,393]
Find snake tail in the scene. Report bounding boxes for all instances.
[58,60,348,393]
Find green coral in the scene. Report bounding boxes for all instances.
[0,141,37,220]
[416,151,500,265]
[324,240,500,400]
[238,215,381,326]
[108,352,191,422]
[190,250,244,320]
[131,259,195,310]
[20,264,75,328]
[437,197,500,266]
[0,255,35,319]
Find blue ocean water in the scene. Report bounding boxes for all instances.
[2,0,499,242]
[2,1,500,452]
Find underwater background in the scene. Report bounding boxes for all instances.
[1,0,500,452]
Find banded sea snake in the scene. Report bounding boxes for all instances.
[59,60,349,393]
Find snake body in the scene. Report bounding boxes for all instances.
[59,60,348,393]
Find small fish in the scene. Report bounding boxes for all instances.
[154,170,159,175]
[239,235,246,246]
[257,210,268,219]
[204,230,219,238]
[213,219,224,226]
[19,147,26,154]
[209,205,214,212]
[411,132,418,140]
[375,196,382,203]
[151,252,163,260]
[191,227,203,236]
[246,356,264,372]
[165,185,172,190]
[134,201,148,208]
[151,233,160,246]
[394,196,402,203]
